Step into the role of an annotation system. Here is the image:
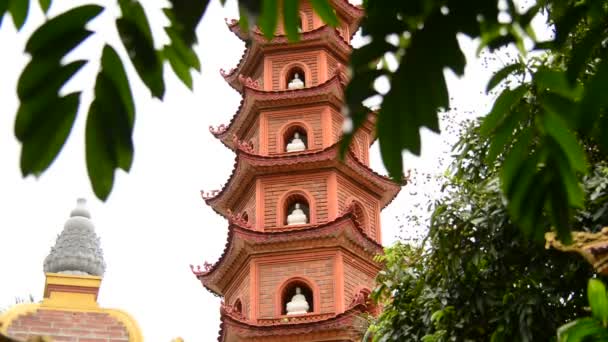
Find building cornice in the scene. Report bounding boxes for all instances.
[191,209,383,295]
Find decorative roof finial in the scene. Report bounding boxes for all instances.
[43,199,106,276]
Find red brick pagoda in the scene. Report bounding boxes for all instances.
[192,1,403,340]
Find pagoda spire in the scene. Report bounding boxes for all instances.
[43,198,106,276]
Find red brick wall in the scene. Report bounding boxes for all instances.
[262,173,329,229]
[265,106,324,154]
[243,116,260,154]
[268,51,319,90]
[336,174,379,240]
[257,254,335,318]
[300,1,314,31]
[7,310,129,342]
[226,271,251,318]
[343,258,375,308]
[233,182,256,227]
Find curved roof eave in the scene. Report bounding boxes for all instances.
[209,74,346,149]
[192,209,382,295]
[202,143,402,216]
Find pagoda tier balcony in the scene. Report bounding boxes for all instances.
[190,208,382,297]
[209,73,350,152]
[220,24,354,93]
[200,143,404,225]
[217,300,369,342]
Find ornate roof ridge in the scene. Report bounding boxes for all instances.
[208,74,345,146]
[200,143,403,214]
[190,208,382,293]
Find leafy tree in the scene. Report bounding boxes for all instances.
[368,119,608,341]
[345,0,608,241]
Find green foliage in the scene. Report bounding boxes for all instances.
[345,0,608,241]
[86,45,135,200]
[557,279,608,341]
[369,119,608,341]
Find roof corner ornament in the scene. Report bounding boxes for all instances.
[201,190,221,200]
[209,124,228,136]
[227,210,253,229]
[238,74,260,89]
[231,134,255,154]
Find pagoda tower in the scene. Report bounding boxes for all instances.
[192,1,403,340]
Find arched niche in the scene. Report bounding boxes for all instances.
[277,121,315,154]
[280,62,312,90]
[277,189,316,227]
[275,276,320,316]
[346,198,370,235]
[241,211,249,223]
[352,286,376,314]
[233,298,243,316]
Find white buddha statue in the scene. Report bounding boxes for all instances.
[288,73,304,89]
[286,287,310,315]
[287,203,307,225]
[286,132,306,152]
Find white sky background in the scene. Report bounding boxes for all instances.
[0,1,548,340]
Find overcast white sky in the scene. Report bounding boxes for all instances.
[0,1,528,341]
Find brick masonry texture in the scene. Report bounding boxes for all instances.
[7,310,129,342]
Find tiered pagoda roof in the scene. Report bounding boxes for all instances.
[201,144,403,219]
[209,73,349,150]
[191,207,383,295]
[193,1,400,340]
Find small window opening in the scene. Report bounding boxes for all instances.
[241,212,249,223]
[233,299,243,315]
[351,201,368,231]
[281,281,314,315]
[284,126,308,152]
[286,67,306,89]
[297,16,303,32]
[284,194,310,226]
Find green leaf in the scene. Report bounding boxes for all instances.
[39,0,50,13]
[310,0,338,26]
[8,0,28,30]
[164,26,200,71]
[259,0,277,39]
[99,45,134,121]
[566,24,603,85]
[0,0,9,28]
[558,317,607,342]
[500,127,533,197]
[480,85,527,136]
[116,1,164,99]
[26,4,103,56]
[539,92,578,129]
[485,107,525,166]
[486,63,523,93]
[349,40,397,72]
[86,45,135,201]
[165,0,208,46]
[283,0,299,42]
[588,279,608,327]
[550,142,585,210]
[542,110,587,174]
[238,5,249,33]
[18,93,80,176]
[17,59,86,103]
[534,68,582,100]
[581,58,608,141]
[164,45,193,89]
